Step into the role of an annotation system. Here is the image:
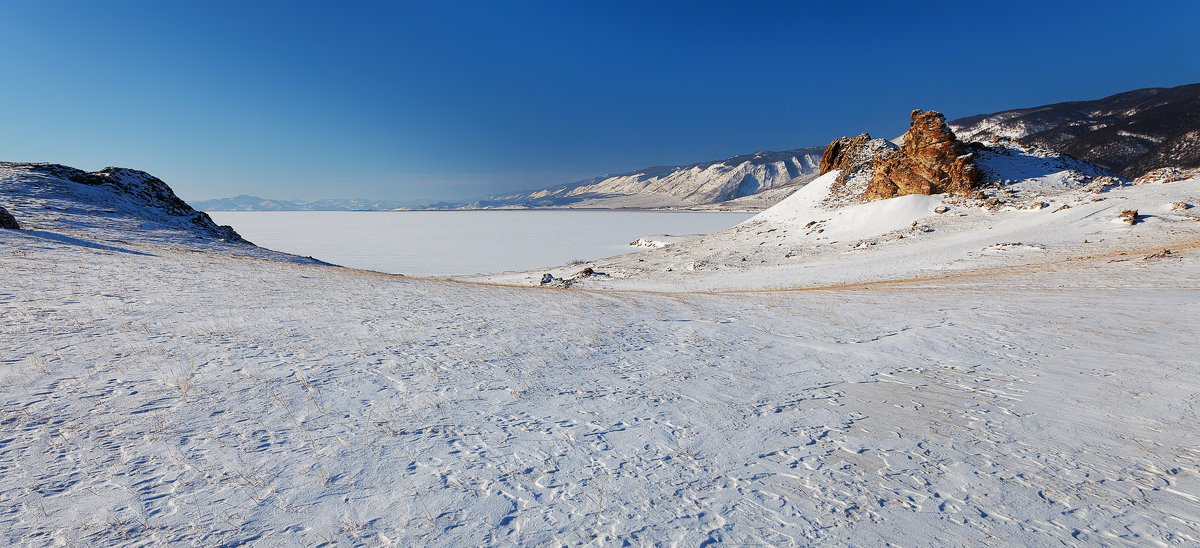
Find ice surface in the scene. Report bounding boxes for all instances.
[208,210,753,276]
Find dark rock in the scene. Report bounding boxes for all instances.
[0,206,19,229]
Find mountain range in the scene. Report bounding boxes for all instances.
[192,83,1199,212]
[188,195,447,212]
[948,82,1200,177]
[192,147,826,212]
[467,147,826,210]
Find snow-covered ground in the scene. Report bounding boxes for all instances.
[2,159,1200,545]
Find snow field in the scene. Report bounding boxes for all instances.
[2,227,1199,545]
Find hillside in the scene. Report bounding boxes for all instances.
[949,83,1200,177]
[0,162,324,264]
[475,140,1200,291]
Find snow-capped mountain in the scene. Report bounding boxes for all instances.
[474,147,825,209]
[192,147,826,212]
[948,83,1200,177]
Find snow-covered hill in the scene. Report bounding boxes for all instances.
[0,162,324,263]
[475,141,1200,290]
[477,147,825,209]
[948,83,1200,177]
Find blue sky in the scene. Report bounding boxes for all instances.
[2,1,1197,202]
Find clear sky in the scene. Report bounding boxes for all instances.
[2,1,1197,202]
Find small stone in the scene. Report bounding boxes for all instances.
[1170,202,1192,211]
[1142,249,1174,260]
[934,206,950,214]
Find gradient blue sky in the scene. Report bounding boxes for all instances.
[2,1,1197,202]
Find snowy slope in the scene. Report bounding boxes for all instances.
[476,141,1200,290]
[3,181,1200,545]
[4,147,1200,545]
[0,162,325,263]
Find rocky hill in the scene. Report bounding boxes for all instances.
[477,129,1195,291]
[818,110,984,204]
[0,162,324,263]
[948,83,1200,178]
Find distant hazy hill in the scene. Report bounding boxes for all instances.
[949,83,1200,177]
[191,195,432,212]
[193,147,826,212]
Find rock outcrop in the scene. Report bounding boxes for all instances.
[819,133,874,175]
[1131,166,1200,185]
[0,162,246,243]
[866,110,982,201]
[0,206,19,229]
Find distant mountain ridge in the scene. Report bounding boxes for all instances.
[190,195,436,212]
[948,83,1200,177]
[193,147,826,212]
[470,147,825,209]
[193,84,1200,212]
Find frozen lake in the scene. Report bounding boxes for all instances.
[207,210,754,276]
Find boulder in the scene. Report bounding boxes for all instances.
[0,206,19,230]
[866,110,982,201]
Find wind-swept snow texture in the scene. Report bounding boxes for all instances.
[3,158,1200,545]
[4,203,1200,545]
